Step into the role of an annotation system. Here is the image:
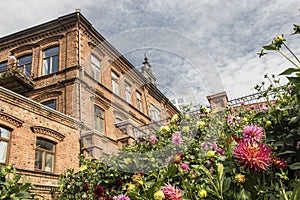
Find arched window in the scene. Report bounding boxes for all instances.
[0,126,11,164]
[35,138,56,172]
[43,46,59,75]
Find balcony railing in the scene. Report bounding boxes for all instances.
[0,63,34,93]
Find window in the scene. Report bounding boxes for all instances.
[18,54,32,77]
[111,71,119,95]
[136,92,143,112]
[43,46,59,75]
[0,126,10,164]
[91,54,101,82]
[35,138,55,172]
[125,82,132,104]
[115,117,122,123]
[151,105,161,121]
[94,106,105,134]
[0,61,7,72]
[41,100,56,110]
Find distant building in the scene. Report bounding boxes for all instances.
[169,95,197,111]
[0,11,178,199]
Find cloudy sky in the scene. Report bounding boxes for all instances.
[0,0,299,105]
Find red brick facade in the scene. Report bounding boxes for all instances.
[0,11,178,199]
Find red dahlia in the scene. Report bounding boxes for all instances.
[233,141,272,172]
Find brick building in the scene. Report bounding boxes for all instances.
[0,11,178,199]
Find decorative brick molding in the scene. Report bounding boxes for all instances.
[0,112,24,127]
[30,126,65,142]
[33,91,62,102]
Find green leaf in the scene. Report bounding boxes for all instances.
[287,76,300,84]
[237,189,252,200]
[275,150,296,156]
[216,163,224,180]
[263,43,277,50]
[279,68,300,75]
[289,162,300,170]
[293,183,300,200]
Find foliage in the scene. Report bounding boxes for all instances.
[0,165,37,200]
[58,22,300,199]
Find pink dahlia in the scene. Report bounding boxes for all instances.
[242,125,264,142]
[116,194,130,200]
[233,141,272,172]
[272,157,287,169]
[172,132,183,146]
[181,163,189,173]
[161,183,182,200]
[149,134,157,144]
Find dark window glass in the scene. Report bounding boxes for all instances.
[42,100,56,110]
[94,106,105,134]
[43,46,59,75]
[18,55,32,77]
[35,138,55,172]
[0,61,8,72]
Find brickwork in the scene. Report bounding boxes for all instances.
[0,11,178,199]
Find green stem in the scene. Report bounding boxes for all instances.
[276,50,300,69]
[279,179,289,200]
[283,42,300,64]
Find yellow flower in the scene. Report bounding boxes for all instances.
[265,120,272,127]
[198,189,207,198]
[182,126,190,132]
[124,158,132,164]
[132,173,142,182]
[235,173,246,183]
[242,117,248,122]
[78,164,87,172]
[154,190,165,200]
[274,35,284,44]
[185,114,190,119]
[171,114,179,123]
[122,183,136,191]
[197,121,206,128]
[160,126,170,133]
[206,151,215,158]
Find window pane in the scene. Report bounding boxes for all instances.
[45,154,53,172]
[37,138,55,152]
[0,61,7,72]
[52,55,59,73]
[43,58,50,75]
[34,150,43,170]
[18,55,32,65]
[44,47,59,57]
[0,141,8,163]
[0,127,10,139]
[42,100,56,110]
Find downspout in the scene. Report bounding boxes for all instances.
[76,9,82,122]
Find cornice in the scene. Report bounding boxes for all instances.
[31,126,65,142]
[0,112,24,128]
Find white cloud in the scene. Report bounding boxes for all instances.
[0,0,299,105]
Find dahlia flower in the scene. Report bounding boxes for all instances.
[116,194,130,200]
[93,185,105,198]
[233,141,272,172]
[149,134,157,144]
[272,157,287,169]
[172,132,183,146]
[242,124,264,142]
[161,183,182,200]
[181,163,189,173]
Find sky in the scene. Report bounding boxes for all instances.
[0,0,299,105]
